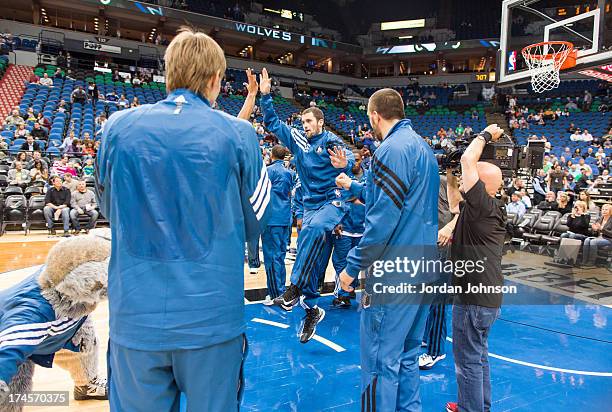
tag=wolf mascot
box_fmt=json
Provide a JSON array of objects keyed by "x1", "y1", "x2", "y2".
[{"x1": 0, "y1": 229, "x2": 111, "y2": 411}]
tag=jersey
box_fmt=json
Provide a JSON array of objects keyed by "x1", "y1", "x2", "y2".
[
  {"x1": 266, "y1": 159, "x2": 293, "y2": 227},
  {"x1": 345, "y1": 119, "x2": 439, "y2": 281},
  {"x1": 340, "y1": 169, "x2": 367, "y2": 236},
  {"x1": 0, "y1": 270, "x2": 85, "y2": 383},
  {"x1": 261, "y1": 94, "x2": 355, "y2": 210},
  {"x1": 96, "y1": 88, "x2": 270, "y2": 351}
]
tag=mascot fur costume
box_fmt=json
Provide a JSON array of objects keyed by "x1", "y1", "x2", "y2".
[{"x1": 0, "y1": 229, "x2": 111, "y2": 411}]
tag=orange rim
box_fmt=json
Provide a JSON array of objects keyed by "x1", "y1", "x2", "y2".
[{"x1": 521, "y1": 41, "x2": 574, "y2": 61}]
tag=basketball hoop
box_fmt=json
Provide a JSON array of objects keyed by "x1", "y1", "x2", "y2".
[{"x1": 521, "y1": 41, "x2": 577, "y2": 93}]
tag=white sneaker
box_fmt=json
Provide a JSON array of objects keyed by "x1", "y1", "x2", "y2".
[
  {"x1": 419, "y1": 353, "x2": 446, "y2": 370},
  {"x1": 262, "y1": 295, "x2": 274, "y2": 306}
]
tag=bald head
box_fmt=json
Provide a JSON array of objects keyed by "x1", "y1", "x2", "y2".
[{"x1": 476, "y1": 162, "x2": 502, "y2": 197}]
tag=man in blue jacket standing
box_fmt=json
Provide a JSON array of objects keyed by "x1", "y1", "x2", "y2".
[
  {"x1": 262, "y1": 145, "x2": 294, "y2": 303},
  {"x1": 338, "y1": 88, "x2": 439, "y2": 412},
  {"x1": 259, "y1": 68, "x2": 355, "y2": 343},
  {"x1": 96, "y1": 28, "x2": 270, "y2": 411}
]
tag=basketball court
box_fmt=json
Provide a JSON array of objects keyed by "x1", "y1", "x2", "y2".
[{"x1": 0, "y1": 234, "x2": 609, "y2": 411}]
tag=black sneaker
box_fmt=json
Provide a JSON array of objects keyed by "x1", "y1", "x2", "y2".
[
  {"x1": 331, "y1": 296, "x2": 352, "y2": 308},
  {"x1": 299, "y1": 306, "x2": 325, "y2": 343},
  {"x1": 49, "y1": 228, "x2": 56, "y2": 236},
  {"x1": 63, "y1": 230, "x2": 71, "y2": 237},
  {"x1": 272, "y1": 284, "x2": 301, "y2": 311},
  {"x1": 74, "y1": 377, "x2": 108, "y2": 401}
]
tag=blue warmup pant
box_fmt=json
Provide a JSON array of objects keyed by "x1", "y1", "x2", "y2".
[
  {"x1": 360, "y1": 294, "x2": 430, "y2": 412},
  {"x1": 332, "y1": 234, "x2": 361, "y2": 298},
  {"x1": 422, "y1": 301, "x2": 449, "y2": 358},
  {"x1": 290, "y1": 202, "x2": 347, "y2": 308},
  {"x1": 108, "y1": 336, "x2": 247, "y2": 412},
  {"x1": 246, "y1": 237, "x2": 260, "y2": 268},
  {"x1": 261, "y1": 225, "x2": 290, "y2": 299}
]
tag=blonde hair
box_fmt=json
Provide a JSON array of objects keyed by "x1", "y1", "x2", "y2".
[
  {"x1": 574, "y1": 200, "x2": 587, "y2": 213},
  {"x1": 164, "y1": 27, "x2": 226, "y2": 98}
]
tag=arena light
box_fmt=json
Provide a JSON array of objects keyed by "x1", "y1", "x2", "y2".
[
  {"x1": 381, "y1": 19, "x2": 425, "y2": 31},
  {"x1": 398, "y1": 35, "x2": 413, "y2": 39}
]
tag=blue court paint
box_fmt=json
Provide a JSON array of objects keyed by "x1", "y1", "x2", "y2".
[{"x1": 241, "y1": 281, "x2": 612, "y2": 411}]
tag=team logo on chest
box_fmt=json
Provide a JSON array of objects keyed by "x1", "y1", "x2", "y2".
[
  {"x1": 335, "y1": 189, "x2": 341, "y2": 198},
  {"x1": 316, "y1": 146, "x2": 324, "y2": 155}
]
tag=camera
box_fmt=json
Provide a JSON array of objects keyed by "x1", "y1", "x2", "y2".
[{"x1": 436, "y1": 133, "x2": 544, "y2": 177}]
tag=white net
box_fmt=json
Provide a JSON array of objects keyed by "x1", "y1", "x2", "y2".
[{"x1": 522, "y1": 42, "x2": 573, "y2": 93}]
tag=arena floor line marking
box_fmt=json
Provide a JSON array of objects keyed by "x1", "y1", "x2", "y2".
[
  {"x1": 445, "y1": 337, "x2": 612, "y2": 377},
  {"x1": 251, "y1": 317, "x2": 290, "y2": 329},
  {"x1": 311, "y1": 335, "x2": 346, "y2": 352},
  {"x1": 249, "y1": 317, "x2": 346, "y2": 352}
]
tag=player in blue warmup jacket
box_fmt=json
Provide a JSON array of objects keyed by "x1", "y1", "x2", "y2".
[
  {"x1": 96, "y1": 29, "x2": 270, "y2": 412},
  {"x1": 261, "y1": 145, "x2": 294, "y2": 303},
  {"x1": 259, "y1": 68, "x2": 355, "y2": 343},
  {"x1": 331, "y1": 151, "x2": 366, "y2": 308},
  {"x1": 338, "y1": 89, "x2": 439, "y2": 412}
]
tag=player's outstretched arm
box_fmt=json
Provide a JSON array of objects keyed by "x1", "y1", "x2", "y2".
[
  {"x1": 259, "y1": 68, "x2": 302, "y2": 154},
  {"x1": 237, "y1": 68, "x2": 258, "y2": 121}
]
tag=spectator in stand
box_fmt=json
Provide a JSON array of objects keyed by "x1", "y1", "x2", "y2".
[
  {"x1": 14, "y1": 123, "x2": 28, "y2": 138},
  {"x1": 582, "y1": 203, "x2": 612, "y2": 266},
  {"x1": 71, "y1": 86, "x2": 88, "y2": 105},
  {"x1": 30, "y1": 122, "x2": 48, "y2": 140},
  {"x1": 556, "y1": 191, "x2": 572, "y2": 214},
  {"x1": 37, "y1": 112, "x2": 51, "y2": 130},
  {"x1": 118, "y1": 94, "x2": 130, "y2": 108},
  {"x1": 65, "y1": 139, "x2": 81, "y2": 157},
  {"x1": 519, "y1": 188, "x2": 532, "y2": 209},
  {"x1": 44, "y1": 175, "x2": 71, "y2": 236},
  {"x1": 538, "y1": 191, "x2": 558, "y2": 211},
  {"x1": 87, "y1": 82, "x2": 99, "y2": 103},
  {"x1": 56, "y1": 100, "x2": 68, "y2": 114},
  {"x1": 8, "y1": 161, "x2": 30, "y2": 188},
  {"x1": 23, "y1": 107, "x2": 37, "y2": 122},
  {"x1": 506, "y1": 177, "x2": 524, "y2": 197},
  {"x1": 507, "y1": 192, "x2": 526, "y2": 218},
  {"x1": 131, "y1": 97, "x2": 140, "y2": 107},
  {"x1": 20, "y1": 135, "x2": 42, "y2": 153},
  {"x1": 579, "y1": 191, "x2": 600, "y2": 214},
  {"x1": 548, "y1": 164, "x2": 566, "y2": 193},
  {"x1": 5, "y1": 109, "x2": 25, "y2": 126},
  {"x1": 455, "y1": 123, "x2": 465, "y2": 137},
  {"x1": 569, "y1": 131, "x2": 583, "y2": 142},
  {"x1": 60, "y1": 131, "x2": 76, "y2": 154},
  {"x1": 82, "y1": 141, "x2": 96, "y2": 158},
  {"x1": 583, "y1": 90, "x2": 593, "y2": 111},
  {"x1": 561, "y1": 201, "x2": 590, "y2": 241},
  {"x1": 62, "y1": 172, "x2": 79, "y2": 193},
  {"x1": 69, "y1": 180, "x2": 99, "y2": 234},
  {"x1": 39, "y1": 73, "x2": 53, "y2": 87},
  {"x1": 26, "y1": 151, "x2": 48, "y2": 170},
  {"x1": 53, "y1": 67, "x2": 63, "y2": 79},
  {"x1": 52, "y1": 155, "x2": 76, "y2": 177},
  {"x1": 565, "y1": 98, "x2": 578, "y2": 111},
  {"x1": 576, "y1": 167, "x2": 594, "y2": 192},
  {"x1": 582, "y1": 129, "x2": 593, "y2": 142},
  {"x1": 83, "y1": 158, "x2": 95, "y2": 177},
  {"x1": 532, "y1": 169, "x2": 548, "y2": 204},
  {"x1": 28, "y1": 72, "x2": 39, "y2": 84},
  {"x1": 29, "y1": 159, "x2": 49, "y2": 184},
  {"x1": 11, "y1": 152, "x2": 27, "y2": 168}
]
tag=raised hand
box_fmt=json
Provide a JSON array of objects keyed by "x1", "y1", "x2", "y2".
[
  {"x1": 259, "y1": 68, "x2": 271, "y2": 95},
  {"x1": 328, "y1": 146, "x2": 348, "y2": 169},
  {"x1": 244, "y1": 68, "x2": 258, "y2": 96}
]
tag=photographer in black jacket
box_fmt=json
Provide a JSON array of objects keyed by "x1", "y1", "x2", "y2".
[{"x1": 445, "y1": 124, "x2": 507, "y2": 412}]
